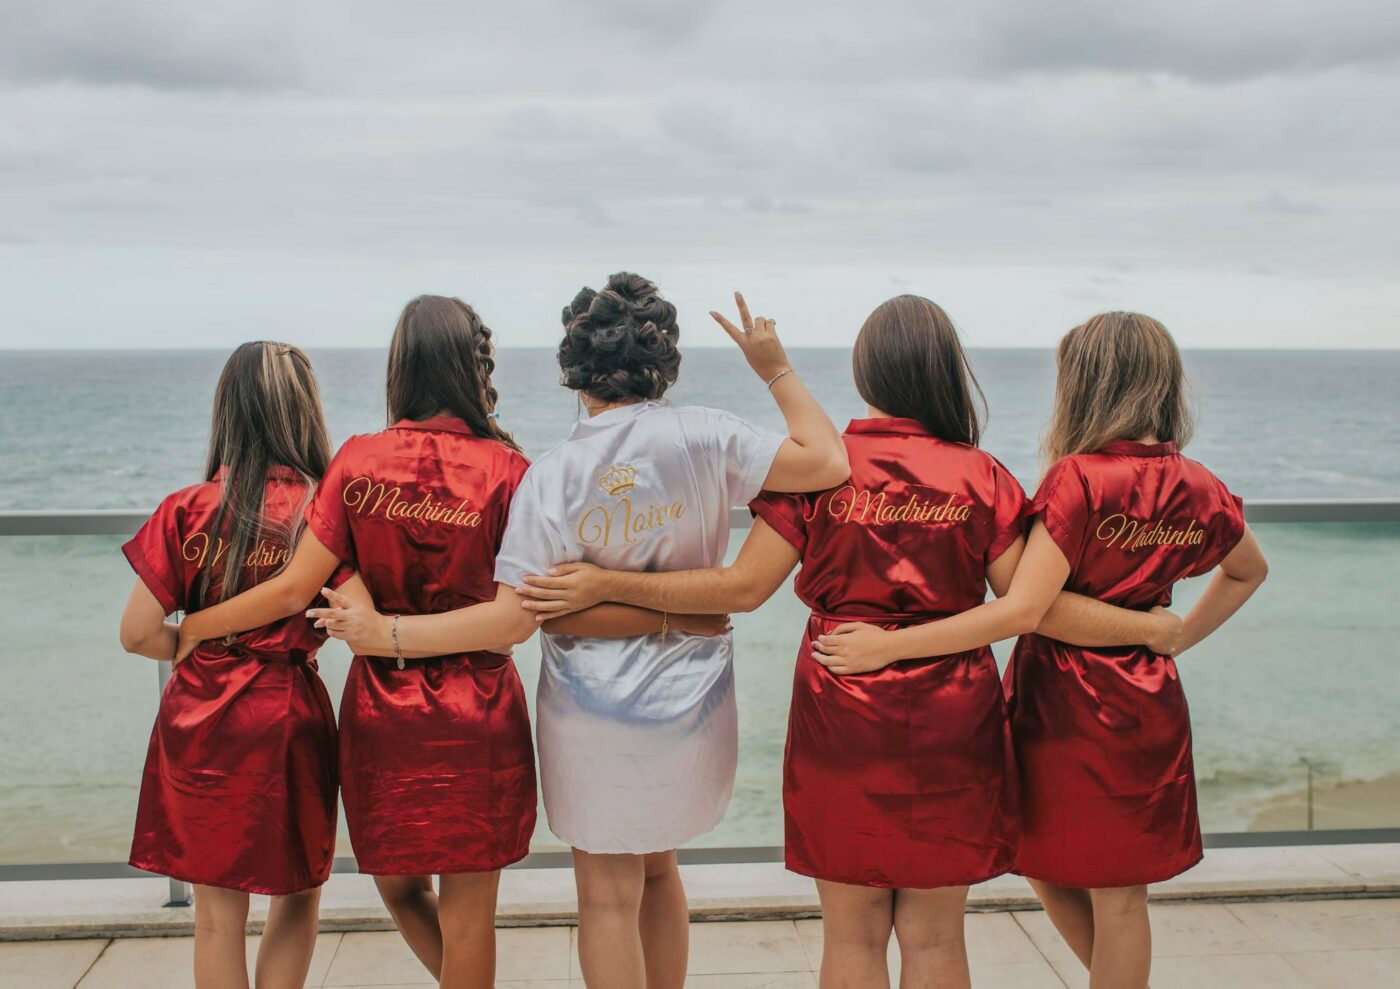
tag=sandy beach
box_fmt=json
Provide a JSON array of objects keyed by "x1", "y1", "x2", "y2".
[{"x1": 1247, "y1": 772, "x2": 1400, "y2": 832}]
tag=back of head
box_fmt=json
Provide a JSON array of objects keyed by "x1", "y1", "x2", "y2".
[
  {"x1": 1044, "y1": 311, "x2": 1194, "y2": 464},
  {"x1": 385, "y1": 295, "x2": 520, "y2": 452},
  {"x1": 558, "y1": 271, "x2": 681, "y2": 402},
  {"x1": 852, "y1": 294, "x2": 985, "y2": 446},
  {"x1": 201, "y1": 341, "x2": 331, "y2": 605}
]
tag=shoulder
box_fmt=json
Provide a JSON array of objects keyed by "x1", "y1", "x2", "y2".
[
  {"x1": 668, "y1": 404, "x2": 745, "y2": 425},
  {"x1": 328, "y1": 431, "x2": 378, "y2": 465},
  {"x1": 1175, "y1": 453, "x2": 1242, "y2": 503},
  {"x1": 145, "y1": 480, "x2": 216, "y2": 528},
  {"x1": 1035, "y1": 455, "x2": 1093, "y2": 499}
]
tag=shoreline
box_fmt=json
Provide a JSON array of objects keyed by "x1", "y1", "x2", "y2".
[{"x1": 1245, "y1": 770, "x2": 1400, "y2": 832}]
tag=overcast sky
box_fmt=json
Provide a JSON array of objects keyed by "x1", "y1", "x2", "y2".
[{"x1": 1, "y1": 0, "x2": 1397, "y2": 349}]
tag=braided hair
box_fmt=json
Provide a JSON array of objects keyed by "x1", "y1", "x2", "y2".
[
  {"x1": 386, "y1": 295, "x2": 521, "y2": 452},
  {"x1": 558, "y1": 271, "x2": 681, "y2": 401}
]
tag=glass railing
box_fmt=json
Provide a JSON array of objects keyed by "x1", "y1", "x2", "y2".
[{"x1": 1, "y1": 502, "x2": 1397, "y2": 883}]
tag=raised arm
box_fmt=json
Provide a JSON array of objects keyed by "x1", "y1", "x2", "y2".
[
  {"x1": 175, "y1": 527, "x2": 342, "y2": 660},
  {"x1": 515, "y1": 518, "x2": 801, "y2": 618},
  {"x1": 712, "y1": 293, "x2": 848, "y2": 493},
  {"x1": 118, "y1": 579, "x2": 179, "y2": 661},
  {"x1": 1174, "y1": 526, "x2": 1268, "y2": 654}
]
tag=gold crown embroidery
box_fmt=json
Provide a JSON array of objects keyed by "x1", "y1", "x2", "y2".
[{"x1": 598, "y1": 464, "x2": 637, "y2": 496}]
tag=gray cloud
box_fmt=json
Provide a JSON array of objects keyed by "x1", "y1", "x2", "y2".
[
  {"x1": 0, "y1": 2, "x2": 304, "y2": 90},
  {"x1": 0, "y1": 0, "x2": 1395, "y2": 348}
]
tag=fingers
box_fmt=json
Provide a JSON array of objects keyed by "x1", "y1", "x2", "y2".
[
  {"x1": 710, "y1": 311, "x2": 745, "y2": 344},
  {"x1": 519, "y1": 575, "x2": 571, "y2": 592},
  {"x1": 321, "y1": 586, "x2": 350, "y2": 608},
  {"x1": 520, "y1": 598, "x2": 571, "y2": 614},
  {"x1": 734, "y1": 291, "x2": 753, "y2": 330},
  {"x1": 830, "y1": 622, "x2": 864, "y2": 635}
]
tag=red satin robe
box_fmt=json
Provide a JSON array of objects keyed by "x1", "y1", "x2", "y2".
[
  {"x1": 305, "y1": 417, "x2": 537, "y2": 875},
  {"x1": 123, "y1": 466, "x2": 339, "y2": 895},
  {"x1": 1006, "y1": 440, "x2": 1246, "y2": 888},
  {"x1": 752, "y1": 418, "x2": 1026, "y2": 888}
]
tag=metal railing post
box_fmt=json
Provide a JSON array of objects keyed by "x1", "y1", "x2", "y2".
[{"x1": 156, "y1": 659, "x2": 193, "y2": 908}]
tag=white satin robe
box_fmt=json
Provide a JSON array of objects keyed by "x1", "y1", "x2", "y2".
[{"x1": 495, "y1": 401, "x2": 784, "y2": 853}]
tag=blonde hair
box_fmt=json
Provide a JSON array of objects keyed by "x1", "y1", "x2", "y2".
[
  {"x1": 197, "y1": 341, "x2": 331, "y2": 607},
  {"x1": 1043, "y1": 312, "x2": 1193, "y2": 465}
]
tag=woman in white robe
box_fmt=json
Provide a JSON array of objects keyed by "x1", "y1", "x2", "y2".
[{"x1": 310, "y1": 272, "x2": 848, "y2": 989}]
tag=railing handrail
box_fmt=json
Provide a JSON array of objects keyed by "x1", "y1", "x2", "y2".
[{"x1": 2, "y1": 499, "x2": 1399, "y2": 536}]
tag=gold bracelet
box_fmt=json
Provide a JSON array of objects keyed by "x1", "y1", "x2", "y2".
[
  {"x1": 391, "y1": 614, "x2": 404, "y2": 670},
  {"x1": 766, "y1": 368, "x2": 793, "y2": 389}
]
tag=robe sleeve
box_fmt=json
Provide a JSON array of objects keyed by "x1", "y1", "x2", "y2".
[
  {"x1": 749, "y1": 490, "x2": 809, "y2": 553},
  {"x1": 702, "y1": 409, "x2": 786, "y2": 508},
  {"x1": 122, "y1": 492, "x2": 186, "y2": 615},
  {"x1": 1029, "y1": 457, "x2": 1093, "y2": 571},
  {"x1": 304, "y1": 441, "x2": 356, "y2": 564},
  {"x1": 986, "y1": 459, "x2": 1029, "y2": 564},
  {"x1": 493, "y1": 466, "x2": 574, "y2": 588},
  {"x1": 1186, "y1": 475, "x2": 1247, "y2": 577}
]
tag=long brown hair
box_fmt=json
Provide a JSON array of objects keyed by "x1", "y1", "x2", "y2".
[
  {"x1": 386, "y1": 295, "x2": 520, "y2": 452},
  {"x1": 197, "y1": 342, "x2": 331, "y2": 609},
  {"x1": 852, "y1": 294, "x2": 985, "y2": 446},
  {"x1": 1043, "y1": 311, "x2": 1194, "y2": 464}
]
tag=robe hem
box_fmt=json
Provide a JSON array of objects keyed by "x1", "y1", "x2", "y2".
[{"x1": 128, "y1": 857, "x2": 329, "y2": 897}]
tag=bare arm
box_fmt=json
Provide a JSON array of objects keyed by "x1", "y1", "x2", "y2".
[
  {"x1": 118, "y1": 579, "x2": 178, "y2": 661},
  {"x1": 813, "y1": 523, "x2": 1071, "y2": 672},
  {"x1": 516, "y1": 518, "x2": 801, "y2": 617},
  {"x1": 711, "y1": 293, "x2": 848, "y2": 493},
  {"x1": 176, "y1": 528, "x2": 341, "y2": 659},
  {"x1": 1174, "y1": 526, "x2": 1268, "y2": 654},
  {"x1": 1037, "y1": 593, "x2": 1179, "y2": 652},
  {"x1": 309, "y1": 583, "x2": 731, "y2": 657},
  {"x1": 542, "y1": 604, "x2": 729, "y2": 639}
]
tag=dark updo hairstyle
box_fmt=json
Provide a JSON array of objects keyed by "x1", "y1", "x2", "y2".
[
  {"x1": 386, "y1": 295, "x2": 520, "y2": 452},
  {"x1": 558, "y1": 271, "x2": 681, "y2": 402},
  {"x1": 852, "y1": 294, "x2": 986, "y2": 447}
]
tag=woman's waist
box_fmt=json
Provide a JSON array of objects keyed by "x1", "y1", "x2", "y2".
[
  {"x1": 352, "y1": 648, "x2": 514, "y2": 671},
  {"x1": 541, "y1": 632, "x2": 733, "y2": 681},
  {"x1": 806, "y1": 607, "x2": 960, "y2": 630}
]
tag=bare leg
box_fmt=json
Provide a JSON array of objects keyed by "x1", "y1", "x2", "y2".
[
  {"x1": 374, "y1": 874, "x2": 442, "y2": 978},
  {"x1": 193, "y1": 885, "x2": 251, "y2": 989},
  {"x1": 1088, "y1": 885, "x2": 1151, "y2": 989},
  {"x1": 253, "y1": 888, "x2": 321, "y2": 989},
  {"x1": 1028, "y1": 879, "x2": 1095, "y2": 969},
  {"x1": 639, "y1": 850, "x2": 688, "y2": 989},
  {"x1": 437, "y1": 871, "x2": 501, "y2": 989},
  {"x1": 891, "y1": 885, "x2": 970, "y2": 989},
  {"x1": 574, "y1": 849, "x2": 647, "y2": 989},
  {"x1": 814, "y1": 879, "x2": 894, "y2": 989}
]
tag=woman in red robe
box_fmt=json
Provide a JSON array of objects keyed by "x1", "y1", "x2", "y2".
[
  {"x1": 812, "y1": 312, "x2": 1269, "y2": 989},
  {"x1": 176, "y1": 296, "x2": 698, "y2": 989},
  {"x1": 118, "y1": 341, "x2": 341, "y2": 988},
  {"x1": 510, "y1": 296, "x2": 1178, "y2": 989}
]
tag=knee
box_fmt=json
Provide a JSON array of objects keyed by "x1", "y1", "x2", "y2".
[
  {"x1": 376, "y1": 875, "x2": 433, "y2": 912},
  {"x1": 642, "y1": 851, "x2": 678, "y2": 886},
  {"x1": 194, "y1": 888, "x2": 249, "y2": 935},
  {"x1": 272, "y1": 887, "x2": 321, "y2": 917},
  {"x1": 579, "y1": 875, "x2": 644, "y2": 917},
  {"x1": 1092, "y1": 885, "x2": 1148, "y2": 918}
]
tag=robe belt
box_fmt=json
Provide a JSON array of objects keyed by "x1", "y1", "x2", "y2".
[
  {"x1": 193, "y1": 641, "x2": 314, "y2": 665},
  {"x1": 807, "y1": 609, "x2": 956, "y2": 629}
]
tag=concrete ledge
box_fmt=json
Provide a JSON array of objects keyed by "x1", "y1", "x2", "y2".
[{"x1": 2, "y1": 843, "x2": 1397, "y2": 942}]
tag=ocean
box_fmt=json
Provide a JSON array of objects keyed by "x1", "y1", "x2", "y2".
[{"x1": 1, "y1": 347, "x2": 1397, "y2": 863}]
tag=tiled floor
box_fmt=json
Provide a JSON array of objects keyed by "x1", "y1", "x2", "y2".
[{"x1": 5, "y1": 898, "x2": 1398, "y2": 988}]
